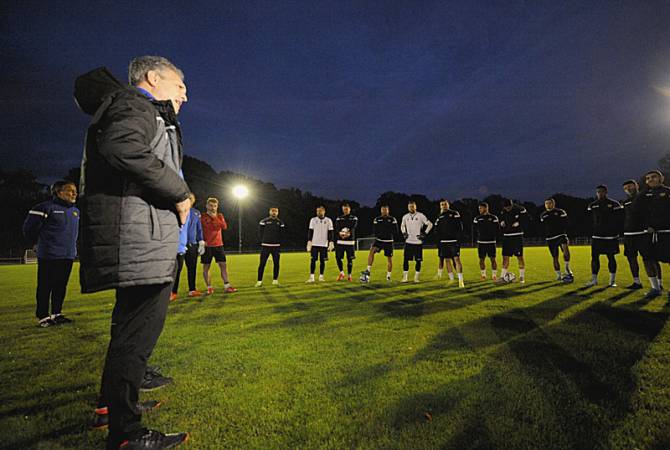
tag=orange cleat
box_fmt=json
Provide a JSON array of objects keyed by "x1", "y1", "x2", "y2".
[
  {"x1": 224, "y1": 286, "x2": 238, "y2": 293},
  {"x1": 206, "y1": 287, "x2": 215, "y2": 295},
  {"x1": 347, "y1": 275, "x2": 353, "y2": 282},
  {"x1": 169, "y1": 293, "x2": 178, "y2": 302},
  {"x1": 336, "y1": 273, "x2": 346, "y2": 281},
  {"x1": 187, "y1": 290, "x2": 202, "y2": 297}
]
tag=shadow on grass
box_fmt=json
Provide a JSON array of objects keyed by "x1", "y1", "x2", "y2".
[{"x1": 388, "y1": 288, "x2": 669, "y2": 448}]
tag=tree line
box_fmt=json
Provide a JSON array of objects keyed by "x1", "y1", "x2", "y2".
[{"x1": 2, "y1": 155, "x2": 669, "y2": 256}]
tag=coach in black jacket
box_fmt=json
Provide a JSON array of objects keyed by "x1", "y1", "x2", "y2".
[{"x1": 75, "y1": 56, "x2": 190, "y2": 449}]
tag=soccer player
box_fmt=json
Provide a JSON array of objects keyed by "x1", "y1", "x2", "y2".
[
  {"x1": 400, "y1": 201, "x2": 433, "y2": 282},
  {"x1": 256, "y1": 207, "x2": 285, "y2": 286},
  {"x1": 586, "y1": 185, "x2": 623, "y2": 287},
  {"x1": 539, "y1": 198, "x2": 573, "y2": 282},
  {"x1": 473, "y1": 202, "x2": 499, "y2": 281},
  {"x1": 622, "y1": 180, "x2": 654, "y2": 290},
  {"x1": 335, "y1": 203, "x2": 358, "y2": 281},
  {"x1": 201, "y1": 197, "x2": 237, "y2": 293},
  {"x1": 433, "y1": 199, "x2": 465, "y2": 287},
  {"x1": 641, "y1": 170, "x2": 670, "y2": 298},
  {"x1": 360, "y1": 205, "x2": 399, "y2": 282},
  {"x1": 171, "y1": 193, "x2": 205, "y2": 301},
  {"x1": 306, "y1": 205, "x2": 334, "y2": 282},
  {"x1": 499, "y1": 199, "x2": 528, "y2": 283}
]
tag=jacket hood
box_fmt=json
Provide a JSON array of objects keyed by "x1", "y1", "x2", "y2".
[{"x1": 74, "y1": 67, "x2": 125, "y2": 115}]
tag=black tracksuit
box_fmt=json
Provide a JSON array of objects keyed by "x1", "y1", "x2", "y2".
[{"x1": 258, "y1": 216, "x2": 285, "y2": 281}]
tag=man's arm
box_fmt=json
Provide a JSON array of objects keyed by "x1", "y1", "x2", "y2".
[
  {"x1": 23, "y1": 203, "x2": 49, "y2": 245},
  {"x1": 97, "y1": 97, "x2": 190, "y2": 204}
]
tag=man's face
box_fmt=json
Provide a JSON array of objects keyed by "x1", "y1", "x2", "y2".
[
  {"x1": 206, "y1": 201, "x2": 218, "y2": 214},
  {"x1": 57, "y1": 184, "x2": 77, "y2": 203},
  {"x1": 478, "y1": 205, "x2": 488, "y2": 215},
  {"x1": 503, "y1": 204, "x2": 512, "y2": 212},
  {"x1": 270, "y1": 208, "x2": 279, "y2": 218},
  {"x1": 151, "y1": 69, "x2": 187, "y2": 114},
  {"x1": 316, "y1": 207, "x2": 325, "y2": 218},
  {"x1": 623, "y1": 183, "x2": 638, "y2": 197},
  {"x1": 342, "y1": 205, "x2": 351, "y2": 215},
  {"x1": 440, "y1": 201, "x2": 449, "y2": 212},
  {"x1": 408, "y1": 203, "x2": 417, "y2": 213},
  {"x1": 544, "y1": 200, "x2": 555, "y2": 211},
  {"x1": 596, "y1": 188, "x2": 607, "y2": 200},
  {"x1": 646, "y1": 173, "x2": 662, "y2": 188},
  {"x1": 381, "y1": 206, "x2": 389, "y2": 216}
]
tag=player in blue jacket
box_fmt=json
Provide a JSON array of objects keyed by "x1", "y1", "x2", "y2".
[
  {"x1": 171, "y1": 194, "x2": 205, "y2": 300},
  {"x1": 22, "y1": 181, "x2": 79, "y2": 327}
]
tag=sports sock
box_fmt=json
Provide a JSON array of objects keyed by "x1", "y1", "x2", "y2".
[{"x1": 609, "y1": 273, "x2": 616, "y2": 284}]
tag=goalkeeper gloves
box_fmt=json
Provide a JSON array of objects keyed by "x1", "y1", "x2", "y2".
[
  {"x1": 418, "y1": 233, "x2": 427, "y2": 242},
  {"x1": 198, "y1": 241, "x2": 206, "y2": 255}
]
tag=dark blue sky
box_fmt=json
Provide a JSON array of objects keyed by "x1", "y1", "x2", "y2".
[{"x1": 3, "y1": 0, "x2": 670, "y2": 205}]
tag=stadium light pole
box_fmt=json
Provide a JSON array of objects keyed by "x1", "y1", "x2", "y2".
[{"x1": 232, "y1": 185, "x2": 249, "y2": 253}]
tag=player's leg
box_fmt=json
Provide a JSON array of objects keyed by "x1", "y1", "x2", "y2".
[
  {"x1": 478, "y1": 246, "x2": 486, "y2": 279},
  {"x1": 561, "y1": 242, "x2": 572, "y2": 276},
  {"x1": 490, "y1": 254, "x2": 498, "y2": 280},
  {"x1": 257, "y1": 248, "x2": 270, "y2": 285},
  {"x1": 218, "y1": 261, "x2": 233, "y2": 289},
  {"x1": 308, "y1": 248, "x2": 317, "y2": 282},
  {"x1": 386, "y1": 255, "x2": 393, "y2": 280},
  {"x1": 272, "y1": 249, "x2": 281, "y2": 283},
  {"x1": 626, "y1": 254, "x2": 641, "y2": 288},
  {"x1": 414, "y1": 246, "x2": 423, "y2": 282},
  {"x1": 500, "y1": 255, "x2": 510, "y2": 280},
  {"x1": 445, "y1": 258, "x2": 455, "y2": 282},
  {"x1": 606, "y1": 253, "x2": 617, "y2": 286},
  {"x1": 517, "y1": 255, "x2": 525, "y2": 284},
  {"x1": 402, "y1": 248, "x2": 411, "y2": 282},
  {"x1": 171, "y1": 254, "x2": 184, "y2": 300},
  {"x1": 453, "y1": 255, "x2": 464, "y2": 287},
  {"x1": 346, "y1": 247, "x2": 354, "y2": 279},
  {"x1": 335, "y1": 245, "x2": 345, "y2": 278},
  {"x1": 319, "y1": 249, "x2": 326, "y2": 280},
  {"x1": 184, "y1": 245, "x2": 199, "y2": 294}
]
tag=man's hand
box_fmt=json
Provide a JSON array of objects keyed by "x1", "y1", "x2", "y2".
[
  {"x1": 175, "y1": 197, "x2": 191, "y2": 226},
  {"x1": 328, "y1": 242, "x2": 335, "y2": 252},
  {"x1": 198, "y1": 240, "x2": 206, "y2": 256},
  {"x1": 307, "y1": 241, "x2": 313, "y2": 252},
  {"x1": 418, "y1": 233, "x2": 427, "y2": 242}
]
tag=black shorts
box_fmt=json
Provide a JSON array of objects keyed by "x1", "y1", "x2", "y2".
[
  {"x1": 372, "y1": 240, "x2": 394, "y2": 257},
  {"x1": 591, "y1": 237, "x2": 620, "y2": 256},
  {"x1": 623, "y1": 233, "x2": 653, "y2": 259},
  {"x1": 502, "y1": 235, "x2": 524, "y2": 257},
  {"x1": 652, "y1": 232, "x2": 670, "y2": 263},
  {"x1": 404, "y1": 243, "x2": 423, "y2": 261},
  {"x1": 202, "y1": 245, "x2": 226, "y2": 264},
  {"x1": 547, "y1": 235, "x2": 568, "y2": 258},
  {"x1": 310, "y1": 246, "x2": 328, "y2": 261},
  {"x1": 335, "y1": 244, "x2": 356, "y2": 260},
  {"x1": 477, "y1": 243, "x2": 496, "y2": 259},
  {"x1": 438, "y1": 242, "x2": 460, "y2": 259}
]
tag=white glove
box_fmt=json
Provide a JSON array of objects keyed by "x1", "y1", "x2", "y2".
[
  {"x1": 328, "y1": 242, "x2": 335, "y2": 252},
  {"x1": 198, "y1": 241, "x2": 206, "y2": 255},
  {"x1": 306, "y1": 241, "x2": 313, "y2": 252}
]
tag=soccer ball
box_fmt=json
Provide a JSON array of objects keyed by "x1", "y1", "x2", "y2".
[
  {"x1": 339, "y1": 227, "x2": 351, "y2": 239},
  {"x1": 502, "y1": 272, "x2": 516, "y2": 283}
]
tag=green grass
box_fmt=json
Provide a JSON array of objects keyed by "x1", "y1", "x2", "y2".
[{"x1": 2, "y1": 246, "x2": 670, "y2": 449}]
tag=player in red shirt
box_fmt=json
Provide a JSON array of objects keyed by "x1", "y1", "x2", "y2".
[{"x1": 200, "y1": 197, "x2": 237, "y2": 294}]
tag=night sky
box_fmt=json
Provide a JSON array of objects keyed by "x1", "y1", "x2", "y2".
[{"x1": 3, "y1": 0, "x2": 670, "y2": 205}]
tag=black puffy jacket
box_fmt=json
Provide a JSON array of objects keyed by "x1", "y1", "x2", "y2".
[{"x1": 75, "y1": 68, "x2": 190, "y2": 293}]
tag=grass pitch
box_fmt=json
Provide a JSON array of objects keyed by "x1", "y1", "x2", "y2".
[{"x1": 2, "y1": 246, "x2": 670, "y2": 449}]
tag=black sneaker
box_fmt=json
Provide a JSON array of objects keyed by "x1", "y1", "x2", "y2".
[
  {"x1": 644, "y1": 289, "x2": 661, "y2": 300},
  {"x1": 52, "y1": 314, "x2": 73, "y2": 324},
  {"x1": 118, "y1": 429, "x2": 188, "y2": 449},
  {"x1": 140, "y1": 367, "x2": 173, "y2": 392},
  {"x1": 626, "y1": 283, "x2": 643, "y2": 290},
  {"x1": 93, "y1": 401, "x2": 162, "y2": 430},
  {"x1": 38, "y1": 317, "x2": 56, "y2": 328}
]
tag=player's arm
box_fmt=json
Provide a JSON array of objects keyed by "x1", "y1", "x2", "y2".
[
  {"x1": 23, "y1": 203, "x2": 49, "y2": 245},
  {"x1": 307, "y1": 220, "x2": 314, "y2": 251},
  {"x1": 259, "y1": 219, "x2": 266, "y2": 243},
  {"x1": 220, "y1": 214, "x2": 228, "y2": 231},
  {"x1": 423, "y1": 216, "x2": 434, "y2": 235},
  {"x1": 400, "y1": 216, "x2": 408, "y2": 239},
  {"x1": 97, "y1": 97, "x2": 190, "y2": 204},
  {"x1": 328, "y1": 219, "x2": 335, "y2": 250}
]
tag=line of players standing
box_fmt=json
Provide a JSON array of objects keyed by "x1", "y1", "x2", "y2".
[{"x1": 254, "y1": 170, "x2": 670, "y2": 302}]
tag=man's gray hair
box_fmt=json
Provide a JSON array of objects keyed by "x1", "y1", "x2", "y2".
[{"x1": 128, "y1": 56, "x2": 184, "y2": 85}]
